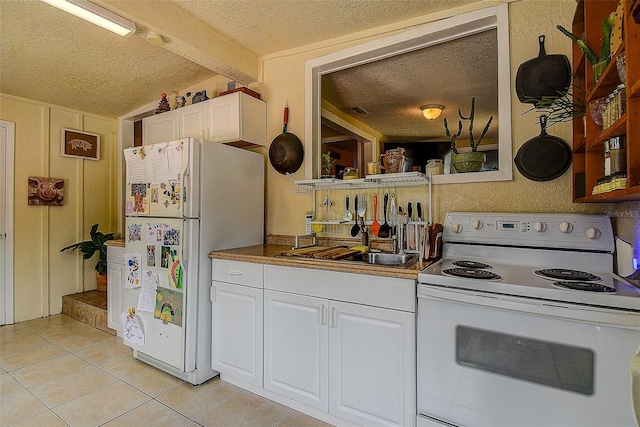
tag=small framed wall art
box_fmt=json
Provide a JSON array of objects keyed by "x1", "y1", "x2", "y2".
[
  {"x1": 61, "y1": 128, "x2": 100, "y2": 160},
  {"x1": 28, "y1": 177, "x2": 64, "y2": 206}
]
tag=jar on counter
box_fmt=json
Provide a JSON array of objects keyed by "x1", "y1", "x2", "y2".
[
  {"x1": 610, "y1": 136, "x2": 627, "y2": 174},
  {"x1": 426, "y1": 159, "x2": 444, "y2": 175}
]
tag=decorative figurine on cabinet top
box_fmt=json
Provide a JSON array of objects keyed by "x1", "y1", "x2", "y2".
[
  {"x1": 155, "y1": 92, "x2": 171, "y2": 114},
  {"x1": 192, "y1": 90, "x2": 209, "y2": 104}
]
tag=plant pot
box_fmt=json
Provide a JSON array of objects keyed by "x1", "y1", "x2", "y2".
[
  {"x1": 96, "y1": 272, "x2": 107, "y2": 292},
  {"x1": 452, "y1": 152, "x2": 485, "y2": 173}
]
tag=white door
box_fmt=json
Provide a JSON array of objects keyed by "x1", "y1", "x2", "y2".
[
  {"x1": 211, "y1": 281, "x2": 263, "y2": 387},
  {"x1": 0, "y1": 120, "x2": 15, "y2": 325},
  {"x1": 264, "y1": 290, "x2": 329, "y2": 410},
  {"x1": 329, "y1": 300, "x2": 416, "y2": 427}
]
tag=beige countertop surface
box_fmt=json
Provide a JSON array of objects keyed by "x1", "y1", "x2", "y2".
[
  {"x1": 209, "y1": 244, "x2": 433, "y2": 280},
  {"x1": 106, "y1": 239, "x2": 125, "y2": 247}
]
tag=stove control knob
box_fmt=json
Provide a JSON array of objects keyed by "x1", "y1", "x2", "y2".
[
  {"x1": 585, "y1": 227, "x2": 601, "y2": 239},
  {"x1": 558, "y1": 221, "x2": 573, "y2": 233},
  {"x1": 533, "y1": 221, "x2": 546, "y2": 232},
  {"x1": 472, "y1": 219, "x2": 483, "y2": 230},
  {"x1": 452, "y1": 223, "x2": 463, "y2": 233}
]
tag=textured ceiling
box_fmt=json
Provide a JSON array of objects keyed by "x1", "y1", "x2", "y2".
[
  {"x1": 322, "y1": 29, "x2": 498, "y2": 142},
  {"x1": 0, "y1": 0, "x2": 487, "y2": 119}
]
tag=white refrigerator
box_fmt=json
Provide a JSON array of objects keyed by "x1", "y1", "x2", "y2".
[{"x1": 122, "y1": 138, "x2": 264, "y2": 385}]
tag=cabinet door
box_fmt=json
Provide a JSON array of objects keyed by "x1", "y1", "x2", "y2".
[
  {"x1": 329, "y1": 300, "x2": 416, "y2": 427},
  {"x1": 179, "y1": 102, "x2": 206, "y2": 140},
  {"x1": 206, "y1": 94, "x2": 240, "y2": 143},
  {"x1": 264, "y1": 290, "x2": 328, "y2": 410},
  {"x1": 211, "y1": 281, "x2": 263, "y2": 387},
  {"x1": 143, "y1": 111, "x2": 179, "y2": 145},
  {"x1": 107, "y1": 263, "x2": 124, "y2": 333}
]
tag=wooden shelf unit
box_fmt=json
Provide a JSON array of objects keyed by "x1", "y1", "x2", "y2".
[{"x1": 572, "y1": 0, "x2": 640, "y2": 202}]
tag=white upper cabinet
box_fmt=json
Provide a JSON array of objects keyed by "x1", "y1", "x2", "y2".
[
  {"x1": 143, "y1": 111, "x2": 180, "y2": 145},
  {"x1": 143, "y1": 92, "x2": 266, "y2": 147},
  {"x1": 205, "y1": 92, "x2": 266, "y2": 147}
]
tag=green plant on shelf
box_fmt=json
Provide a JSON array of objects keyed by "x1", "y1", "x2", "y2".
[
  {"x1": 556, "y1": 12, "x2": 615, "y2": 65},
  {"x1": 444, "y1": 97, "x2": 493, "y2": 154},
  {"x1": 523, "y1": 76, "x2": 586, "y2": 127}
]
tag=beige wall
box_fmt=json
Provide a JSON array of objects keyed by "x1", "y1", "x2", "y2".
[
  {"x1": 256, "y1": 0, "x2": 591, "y2": 231},
  {"x1": 1, "y1": 94, "x2": 118, "y2": 322}
]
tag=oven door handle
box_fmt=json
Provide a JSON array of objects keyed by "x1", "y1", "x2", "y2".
[{"x1": 419, "y1": 286, "x2": 640, "y2": 329}]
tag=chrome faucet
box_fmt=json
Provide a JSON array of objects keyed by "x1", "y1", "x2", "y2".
[{"x1": 293, "y1": 234, "x2": 317, "y2": 250}]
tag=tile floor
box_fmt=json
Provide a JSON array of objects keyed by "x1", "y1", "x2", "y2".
[{"x1": 0, "y1": 315, "x2": 334, "y2": 427}]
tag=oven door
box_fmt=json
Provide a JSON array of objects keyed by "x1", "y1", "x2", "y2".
[{"x1": 417, "y1": 285, "x2": 640, "y2": 427}]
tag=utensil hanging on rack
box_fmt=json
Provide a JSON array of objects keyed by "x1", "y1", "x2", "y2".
[
  {"x1": 370, "y1": 193, "x2": 380, "y2": 236},
  {"x1": 378, "y1": 193, "x2": 390, "y2": 238},
  {"x1": 342, "y1": 194, "x2": 352, "y2": 221},
  {"x1": 350, "y1": 194, "x2": 360, "y2": 237}
]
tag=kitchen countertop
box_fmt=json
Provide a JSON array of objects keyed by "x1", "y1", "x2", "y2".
[
  {"x1": 106, "y1": 239, "x2": 125, "y2": 247},
  {"x1": 209, "y1": 244, "x2": 433, "y2": 280}
]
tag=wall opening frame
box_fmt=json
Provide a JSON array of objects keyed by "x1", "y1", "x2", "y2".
[{"x1": 305, "y1": 4, "x2": 512, "y2": 184}]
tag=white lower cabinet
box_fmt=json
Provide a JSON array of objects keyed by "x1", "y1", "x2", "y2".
[
  {"x1": 212, "y1": 261, "x2": 416, "y2": 427},
  {"x1": 211, "y1": 259, "x2": 264, "y2": 387},
  {"x1": 107, "y1": 245, "x2": 126, "y2": 333},
  {"x1": 328, "y1": 300, "x2": 415, "y2": 427},
  {"x1": 264, "y1": 287, "x2": 415, "y2": 427},
  {"x1": 264, "y1": 290, "x2": 329, "y2": 410}
]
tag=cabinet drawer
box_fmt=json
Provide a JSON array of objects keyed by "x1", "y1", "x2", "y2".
[{"x1": 212, "y1": 259, "x2": 263, "y2": 288}]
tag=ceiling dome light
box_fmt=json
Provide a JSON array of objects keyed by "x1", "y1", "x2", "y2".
[{"x1": 421, "y1": 104, "x2": 444, "y2": 120}]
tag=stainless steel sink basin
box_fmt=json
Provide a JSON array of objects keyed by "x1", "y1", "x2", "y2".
[
  {"x1": 350, "y1": 252, "x2": 418, "y2": 267},
  {"x1": 277, "y1": 248, "x2": 418, "y2": 268}
]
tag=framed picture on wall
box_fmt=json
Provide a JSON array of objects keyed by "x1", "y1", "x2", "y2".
[{"x1": 61, "y1": 128, "x2": 100, "y2": 160}]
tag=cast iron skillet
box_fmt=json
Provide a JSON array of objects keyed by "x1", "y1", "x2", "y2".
[
  {"x1": 515, "y1": 115, "x2": 572, "y2": 181},
  {"x1": 516, "y1": 35, "x2": 571, "y2": 104},
  {"x1": 269, "y1": 103, "x2": 304, "y2": 175}
]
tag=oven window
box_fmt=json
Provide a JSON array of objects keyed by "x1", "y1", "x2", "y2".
[{"x1": 456, "y1": 326, "x2": 594, "y2": 395}]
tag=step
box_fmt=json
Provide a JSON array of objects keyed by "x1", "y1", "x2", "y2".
[{"x1": 62, "y1": 290, "x2": 116, "y2": 335}]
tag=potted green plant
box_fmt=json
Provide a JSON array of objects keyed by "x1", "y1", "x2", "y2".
[
  {"x1": 321, "y1": 151, "x2": 337, "y2": 178},
  {"x1": 557, "y1": 12, "x2": 615, "y2": 83},
  {"x1": 61, "y1": 224, "x2": 115, "y2": 292},
  {"x1": 444, "y1": 97, "x2": 493, "y2": 173}
]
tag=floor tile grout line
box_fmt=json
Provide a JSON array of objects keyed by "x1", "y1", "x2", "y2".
[
  {"x1": 191, "y1": 386, "x2": 246, "y2": 423},
  {"x1": 272, "y1": 408, "x2": 294, "y2": 427}
]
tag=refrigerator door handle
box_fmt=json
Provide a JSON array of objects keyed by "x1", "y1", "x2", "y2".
[{"x1": 211, "y1": 286, "x2": 216, "y2": 302}]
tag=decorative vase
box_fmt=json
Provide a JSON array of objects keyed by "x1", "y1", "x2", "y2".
[
  {"x1": 452, "y1": 152, "x2": 485, "y2": 173},
  {"x1": 592, "y1": 60, "x2": 608, "y2": 83},
  {"x1": 96, "y1": 272, "x2": 107, "y2": 292}
]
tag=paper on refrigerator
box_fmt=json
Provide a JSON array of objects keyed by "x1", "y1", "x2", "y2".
[{"x1": 137, "y1": 271, "x2": 159, "y2": 313}]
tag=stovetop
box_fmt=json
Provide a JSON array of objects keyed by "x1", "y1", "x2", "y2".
[{"x1": 418, "y1": 213, "x2": 640, "y2": 312}]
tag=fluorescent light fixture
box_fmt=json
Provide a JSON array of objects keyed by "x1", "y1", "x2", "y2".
[
  {"x1": 40, "y1": 0, "x2": 136, "y2": 36},
  {"x1": 421, "y1": 104, "x2": 444, "y2": 120}
]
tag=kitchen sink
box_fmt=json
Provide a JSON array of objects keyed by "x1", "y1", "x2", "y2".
[
  {"x1": 277, "y1": 250, "x2": 418, "y2": 268},
  {"x1": 350, "y1": 252, "x2": 419, "y2": 267}
]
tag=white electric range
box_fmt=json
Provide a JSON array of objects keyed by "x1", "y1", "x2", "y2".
[{"x1": 417, "y1": 212, "x2": 640, "y2": 427}]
